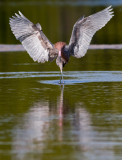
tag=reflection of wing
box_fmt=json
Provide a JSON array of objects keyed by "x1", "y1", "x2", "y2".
[
  {"x1": 9, "y1": 11, "x2": 58, "y2": 63},
  {"x1": 68, "y1": 6, "x2": 114, "y2": 58},
  {"x1": 12, "y1": 102, "x2": 50, "y2": 159}
]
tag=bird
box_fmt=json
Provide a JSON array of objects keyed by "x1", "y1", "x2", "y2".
[{"x1": 9, "y1": 6, "x2": 114, "y2": 84}]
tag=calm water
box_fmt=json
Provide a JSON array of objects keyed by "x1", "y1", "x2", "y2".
[{"x1": 0, "y1": 1, "x2": 122, "y2": 160}]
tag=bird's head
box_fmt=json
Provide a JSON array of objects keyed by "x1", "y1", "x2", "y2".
[{"x1": 54, "y1": 42, "x2": 66, "y2": 56}]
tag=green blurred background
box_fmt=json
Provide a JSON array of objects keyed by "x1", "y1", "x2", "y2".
[
  {"x1": 0, "y1": 0, "x2": 122, "y2": 44},
  {"x1": 0, "y1": 0, "x2": 122, "y2": 72}
]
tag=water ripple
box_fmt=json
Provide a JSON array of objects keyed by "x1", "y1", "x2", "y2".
[
  {"x1": 0, "y1": 71, "x2": 122, "y2": 85},
  {"x1": 40, "y1": 71, "x2": 122, "y2": 85}
]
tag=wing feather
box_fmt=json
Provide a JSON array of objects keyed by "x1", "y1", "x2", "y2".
[
  {"x1": 9, "y1": 11, "x2": 58, "y2": 63},
  {"x1": 68, "y1": 6, "x2": 114, "y2": 58}
]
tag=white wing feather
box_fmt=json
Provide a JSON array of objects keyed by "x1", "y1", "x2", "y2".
[
  {"x1": 22, "y1": 34, "x2": 49, "y2": 63},
  {"x1": 69, "y1": 6, "x2": 114, "y2": 58},
  {"x1": 9, "y1": 11, "x2": 57, "y2": 63}
]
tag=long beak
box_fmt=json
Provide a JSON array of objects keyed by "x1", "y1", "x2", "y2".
[{"x1": 59, "y1": 67, "x2": 64, "y2": 84}]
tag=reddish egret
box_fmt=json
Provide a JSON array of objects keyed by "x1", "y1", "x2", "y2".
[{"x1": 9, "y1": 6, "x2": 114, "y2": 83}]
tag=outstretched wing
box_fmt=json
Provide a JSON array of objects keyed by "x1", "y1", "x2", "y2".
[
  {"x1": 68, "y1": 6, "x2": 114, "y2": 58},
  {"x1": 9, "y1": 11, "x2": 58, "y2": 63}
]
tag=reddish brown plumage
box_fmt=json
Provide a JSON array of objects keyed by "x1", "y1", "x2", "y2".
[
  {"x1": 54, "y1": 42, "x2": 69, "y2": 63},
  {"x1": 54, "y1": 42, "x2": 66, "y2": 51}
]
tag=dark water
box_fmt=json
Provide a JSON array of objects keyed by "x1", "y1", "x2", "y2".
[
  {"x1": 0, "y1": 1, "x2": 122, "y2": 160},
  {"x1": 0, "y1": 69, "x2": 122, "y2": 160}
]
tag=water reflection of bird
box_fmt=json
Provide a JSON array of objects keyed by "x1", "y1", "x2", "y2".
[{"x1": 9, "y1": 6, "x2": 114, "y2": 83}]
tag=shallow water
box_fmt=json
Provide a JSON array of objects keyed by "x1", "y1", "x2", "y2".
[
  {"x1": 0, "y1": 1, "x2": 122, "y2": 160},
  {"x1": 0, "y1": 69, "x2": 122, "y2": 160}
]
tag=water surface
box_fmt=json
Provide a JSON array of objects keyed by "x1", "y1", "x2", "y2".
[{"x1": 0, "y1": 69, "x2": 122, "y2": 160}]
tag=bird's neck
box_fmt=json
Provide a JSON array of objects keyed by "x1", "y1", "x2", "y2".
[{"x1": 59, "y1": 50, "x2": 61, "y2": 56}]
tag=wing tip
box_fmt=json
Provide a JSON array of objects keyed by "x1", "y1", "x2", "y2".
[
  {"x1": 18, "y1": 11, "x2": 23, "y2": 17},
  {"x1": 106, "y1": 5, "x2": 114, "y2": 16},
  {"x1": 10, "y1": 10, "x2": 27, "y2": 20}
]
